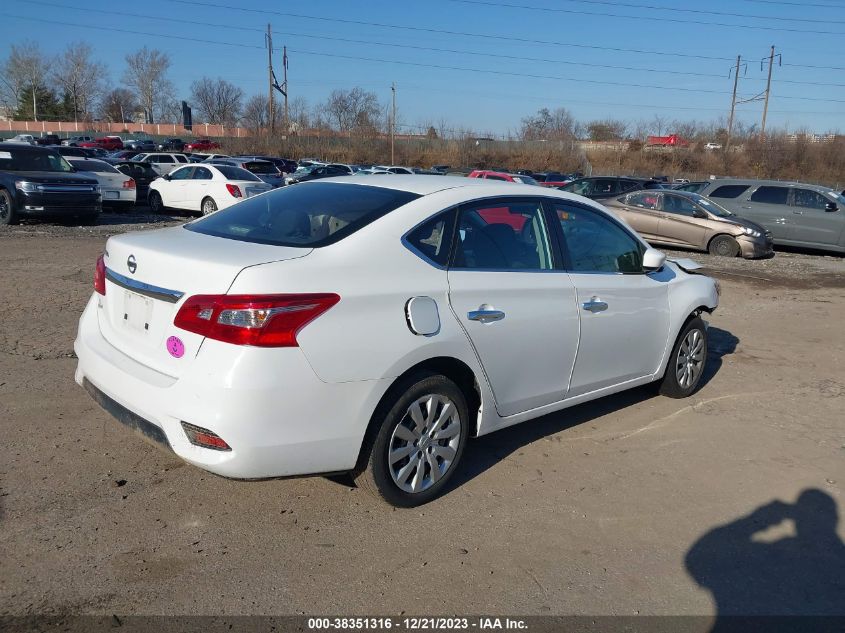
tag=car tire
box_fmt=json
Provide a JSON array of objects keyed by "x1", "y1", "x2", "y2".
[
  {"x1": 0, "y1": 189, "x2": 19, "y2": 225},
  {"x1": 201, "y1": 197, "x2": 218, "y2": 216},
  {"x1": 355, "y1": 372, "x2": 469, "y2": 507},
  {"x1": 708, "y1": 234, "x2": 740, "y2": 257},
  {"x1": 148, "y1": 191, "x2": 164, "y2": 214},
  {"x1": 657, "y1": 317, "x2": 708, "y2": 399}
]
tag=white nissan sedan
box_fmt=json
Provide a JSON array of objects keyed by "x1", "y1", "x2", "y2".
[
  {"x1": 74, "y1": 176, "x2": 719, "y2": 506},
  {"x1": 147, "y1": 163, "x2": 272, "y2": 215}
]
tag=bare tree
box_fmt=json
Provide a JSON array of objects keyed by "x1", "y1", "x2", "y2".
[
  {"x1": 52, "y1": 43, "x2": 105, "y2": 122},
  {"x1": 241, "y1": 94, "x2": 269, "y2": 131},
  {"x1": 520, "y1": 107, "x2": 580, "y2": 141},
  {"x1": 324, "y1": 87, "x2": 382, "y2": 133},
  {"x1": 122, "y1": 47, "x2": 173, "y2": 124},
  {"x1": 190, "y1": 77, "x2": 243, "y2": 125},
  {"x1": 288, "y1": 96, "x2": 309, "y2": 132},
  {"x1": 100, "y1": 87, "x2": 136, "y2": 123},
  {"x1": 2, "y1": 42, "x2": 49, "y2": 120},
  {"x1": 586, "y1": 119, "x2": 628, "y2": 141}
]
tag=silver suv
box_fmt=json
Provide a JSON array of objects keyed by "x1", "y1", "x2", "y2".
[{"x1": 697, "y1": 179, "x2": 844, "y2": 253}]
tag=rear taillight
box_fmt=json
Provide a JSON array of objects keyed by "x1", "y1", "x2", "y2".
[
  {"x1": 94, "y1": 254, "x2": 106, "y2": 296},
  {"x1": 173, "y1": 293, "x2": 340, "y2": 347},
  {"x1": 225, "y1": 183, "x2": 242, "y2": 198},
  {"x1": 123, "y1": 178, "x2": 136, "y2": 189}
]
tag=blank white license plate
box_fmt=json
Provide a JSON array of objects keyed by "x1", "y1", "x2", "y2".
[
  {"x1": 104, "y1": 191, "x2": 119, "y2": 199},
  {"x1": 122, "y1": 290, "x2": 153, "y2": 333}
]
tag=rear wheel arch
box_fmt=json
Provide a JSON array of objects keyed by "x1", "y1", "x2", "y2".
[{"x1": 352, "y1": 356, "x2": 482, "y2": 474}]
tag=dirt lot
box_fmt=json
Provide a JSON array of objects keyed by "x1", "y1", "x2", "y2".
[{"x1": 1, "y1": 214, "x2": 843, "y2": 621}]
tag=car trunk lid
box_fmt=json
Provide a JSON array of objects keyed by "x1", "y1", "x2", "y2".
[{"x1": 98, "y1": 225, "x2": 311, "y2": 377}]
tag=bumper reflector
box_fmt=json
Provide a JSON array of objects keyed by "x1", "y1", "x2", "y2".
[{"x1": 181, "y1": 421, "x2": 231, "y2": 451}]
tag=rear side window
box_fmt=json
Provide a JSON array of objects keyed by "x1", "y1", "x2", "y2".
[
  {"x1": 245, "y1": 161, "x2": 278, "y2": 175},
  {"x1": 185, "y1": 182, "x2": 420, "y2": 247},
  {"x1": 710, "y1": 184, "x2": 749, "y2": 199},
  {"x1": 485, "y1": 175, "x2": 508, "y2": 181},
  {"x1": 750, "y1": 186, "x2": 789, "y2": 205},
  {"x1": 405, "y1": 210, "x2": 456, "y2": 267},
  {"x1": 452, "y1": 200, "x2": 553, "y2": 270}
]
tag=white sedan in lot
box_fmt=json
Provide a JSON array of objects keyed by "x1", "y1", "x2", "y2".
[
  {"x1": 147, "y1": 163, "x2": 272, "y2": 215},
  {"x1": 67, "y1": 157, "x2": 136, "y2": 209},
  {"x1": 74, "y1": 176, "x2": 719, "y2": 506}
]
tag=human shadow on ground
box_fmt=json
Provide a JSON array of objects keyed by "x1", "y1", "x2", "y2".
[{"x1": 686, "y1": 489, "x2": 845, "y2": 632}]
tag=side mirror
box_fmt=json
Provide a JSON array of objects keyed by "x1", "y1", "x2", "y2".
[
  {"x1": 162, "y1": 173, "x2": 171, "y2": 181},
  {"x1": 825, "y1": 202, "x2": 838, "y2": 213},
  {"x1": 642, "y1": 247, "x2": 666, "y2": 272},
  {"x1": 693, "y1": 208, "x2": 708, "y2": 219}
]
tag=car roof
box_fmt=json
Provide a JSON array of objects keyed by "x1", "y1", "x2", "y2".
[
  {"x1": 312, "y1": 174, "x2": 575, "y2": 196},
  {"x1": 705, "y1": 178, "x2": 834, "y2": 191}
]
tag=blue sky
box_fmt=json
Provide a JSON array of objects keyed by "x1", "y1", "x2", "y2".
[{"x1": 2, "y1": 0, "x2": 844, "y2": 135}]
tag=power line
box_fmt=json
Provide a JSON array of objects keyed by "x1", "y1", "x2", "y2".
[
  {"x1": 170, "y1": 0, "x2": 845, "y2": 71},
  {"x1": 18, "y1": 0, "x2": 845, "y2": 89},
  {"x1": 445, "y1": 0, "x2": 845, "y2": 25},
  {"x1": 4, "y1": 11, "x2": 845, "y2": 107}
]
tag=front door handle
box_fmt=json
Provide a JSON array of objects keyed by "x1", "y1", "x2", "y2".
[
  {"x1": 582, "y1": 298, "x2": 609, "y2": 313},
  {"x1": 467, "y1": 309, "x2": 505, "y2": 323},
  {"x1": 792, "y1": 209, "x2": 804, "y2": 215}
]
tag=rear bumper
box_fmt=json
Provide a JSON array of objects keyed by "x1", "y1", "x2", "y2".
[{"x1": 73, "y1": 294, "x2": 389, "y2": 479}]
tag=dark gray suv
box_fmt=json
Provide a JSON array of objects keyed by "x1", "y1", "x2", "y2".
[{"x1": 698, "y1": 179, "x2": 844, "y2": 254}]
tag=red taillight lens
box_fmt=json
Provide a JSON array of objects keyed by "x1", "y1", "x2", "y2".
[
  {"x1": 94, "y1": 254, "x2": 106, "y2": 296},
  {"x1": 123, "y1": 178, "x2": 136, "y2": 189},
  {"x1": 225, "y1": 183, "x2": 242, "y2": 198},
  {"x1": 173, "y1": 293, "x2": 340, "y2": 347}
]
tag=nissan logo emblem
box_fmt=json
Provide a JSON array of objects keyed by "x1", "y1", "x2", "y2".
[{"x1": 127, "y1": 255, "x2": 137, "y2": 274}]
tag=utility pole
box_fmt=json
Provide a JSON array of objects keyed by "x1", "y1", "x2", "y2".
[
  {"x1": 726, "y1": 55, "x2": 741, "y2": 150},
  {"x1": 282, "y1": 46, "x2": 289, "y2": 133},
  {"x1": 266, "y1": 24, "x2": 275, "y2": 135},
  {"x1": 761, "y1": 45, "x2": 776, "y2": 139},
  {"x1": 390, "y1": 82, "x2": 396, "y2": 165}
]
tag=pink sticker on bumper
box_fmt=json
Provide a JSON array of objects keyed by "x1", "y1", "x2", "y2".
[{"x1": 166, "y1": 336, "x2": 185, "y2": 358}]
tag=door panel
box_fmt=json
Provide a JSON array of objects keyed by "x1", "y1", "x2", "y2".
[
  {"x1": 658, "y1": 194, "x2": 708, "y2": 249},
  {"x1": 789, "y1": 188, "x2": 844, "y2": 248},
  {"x1": 550, "y1": 202, "x2": 670, "y2": 396},
  {"x1": 740, "y1": 186, "x2": 792, "y2": 240},
  {"x1": 447, "y1": 199, "x2": 579, "y2": 416}
]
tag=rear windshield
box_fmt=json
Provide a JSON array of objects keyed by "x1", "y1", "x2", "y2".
[
  {"x1": 0, "y1": 148, "x2": 74, "y2": 172},
  {"x1": 185, "y1": 182, "x2": 421, "y2": 247},
  {"x1": 70, "y1": 159, "x2": 120, "y2": 173},
  {"x1": 244, "y1": 161, "x2": 279, "y2": 175},
  {"x1": 214, "y1": 165, "x2": 261, "y2": 181}
]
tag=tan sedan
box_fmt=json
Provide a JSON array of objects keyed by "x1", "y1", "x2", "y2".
[{"x1": 605, "y1": 189, "x2": 774, "y2": 258}]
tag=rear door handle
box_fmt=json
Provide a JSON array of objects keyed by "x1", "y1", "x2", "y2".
[
  {"x1": 582, "y1": 298, "x2": 609, "y2": 313},
  {"x1": 467, "y1": 309, "x2": 505, "y2": 323},
  {"x1": 792, "y1": 210, "x2": 804, "y2": 215}
]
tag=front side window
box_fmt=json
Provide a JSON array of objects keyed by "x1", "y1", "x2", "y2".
[
  {"x1": 710, "y1": 184, "x2": 749, "y2": 199},
  {"x1": 405, "y1": 210, "x2": 456, "y2": 267},
  {"x1": 485, "y1": 174, "x2": 508, "y2": 181},
  {"x1": 157, "y1": 155, "x2": 174, "y2": 164},
  {"x1": 592, "y1": 179, "x2": 619, "y2": 195},
  {"x1": 792, "y1": 188, "x2": 827, "y2": 210},
  {"x1": 750, "y1": 186, "x2": 789, "y2": 205},
  {"x1": 186, "y1": 182, "x2": 420, "y2": 247},
  {"x1": 554, "y1": 204, "x2": 643, "y2": 274},
  {"x1": 662, "y1": 194, "x2": 700, "y2": 216},
  {"x1": 452, "y1": 200, "x2": 553, "y2": 270}
]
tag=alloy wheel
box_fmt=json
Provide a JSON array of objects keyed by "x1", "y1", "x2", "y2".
[
  {"x1": 388, "y1": 394, "x2": 462, "y2": 494},
  {"x1": 676, "y1": 329, "x2": 705, "y2": 389}
]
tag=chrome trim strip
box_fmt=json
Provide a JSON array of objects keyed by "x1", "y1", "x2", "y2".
[
  {"x1": 35, "y1": 185, "x2": 98, "y2": 193},
  {"x1": 105, "y1": 268, "x2": 185, "y2": 303}
]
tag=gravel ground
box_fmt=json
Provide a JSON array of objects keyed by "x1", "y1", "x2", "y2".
[{"x1": 0, "y1": 214, "x2": 843, "y2": 622}]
